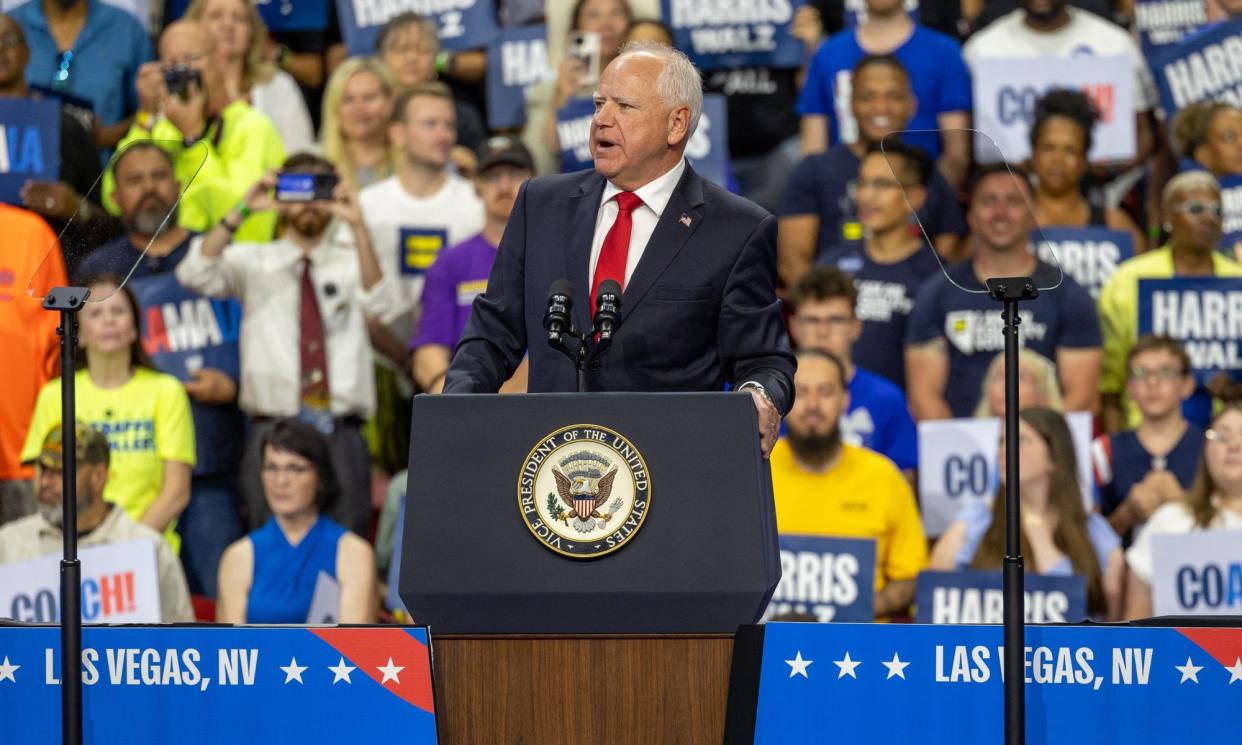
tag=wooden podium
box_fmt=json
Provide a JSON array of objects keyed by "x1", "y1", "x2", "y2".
[{"x1": 432, "y1": 634, "x2": 735, "y2": 744}]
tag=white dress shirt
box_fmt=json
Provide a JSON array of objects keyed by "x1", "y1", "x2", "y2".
[
  {"x1": 588, "y1": 158, "x2": 687, "y2": 286},
  {"x1": 175, "y1": 225, "x2": 392, "y2": 418}
]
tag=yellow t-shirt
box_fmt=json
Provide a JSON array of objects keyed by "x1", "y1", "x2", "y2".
[
  {"x1": 22, "y1": 368, "x2": 197, "y2": 552},
  {"x1": 770, "y1": 440, "x2": 928, "y2": 592}
]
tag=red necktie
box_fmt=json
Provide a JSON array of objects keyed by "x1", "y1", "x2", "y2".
[
  {"x1": 591, "y1": 191, "x2": 643, "y2": 310},
  {"x1": 299, "y1": 258, "x2": 330, "y2": 410}
]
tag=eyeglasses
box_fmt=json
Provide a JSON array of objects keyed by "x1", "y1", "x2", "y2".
[
  {"x1": 51, "y1": 50, "x2": 73, "y2": 92},
  {"x1": 0, "y1": 32, "x2": 23, "y2": 51},
  {"x1": 795, "y1": 314, "x2": 852, "y2": 328},
  {"x1": 261, "y1": 463, "x2": 315, "y2": 477},
  {"x1": 1129, "y1": 365, "x2": 1186, "y2": 382},
  {"x1": 855, "y1": 177, "x2": 905, "y2": 191},
  {"x1": 1172, "y1": 201, "x2": 1223, "y2": 217},
  {"x1": 1205, "y1": 429, "x2": 1242, "y2": 446}
]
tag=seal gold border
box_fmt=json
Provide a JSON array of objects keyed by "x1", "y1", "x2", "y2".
[{"x1": 516, "y1": 422, "x2": 652, "y2": 559}]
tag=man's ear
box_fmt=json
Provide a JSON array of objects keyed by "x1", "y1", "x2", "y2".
[{"x1": 667, "y1": 106, "x2": 691, "y2": 147}]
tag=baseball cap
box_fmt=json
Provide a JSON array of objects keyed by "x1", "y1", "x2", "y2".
[
  {"x1": 34, "y1": 422, "x2": 110, "y2": 470},
  {"x1": 476, "y1": 135, "x2": 534, "y2": 174}
]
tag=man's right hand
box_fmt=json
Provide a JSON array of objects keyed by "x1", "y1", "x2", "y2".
[
  {"x1": 135, "y1": 62, "x2": 165, "y2": 119},
  {"x1": 241, "y1": 172, "x2": 280, "y2": 214}
]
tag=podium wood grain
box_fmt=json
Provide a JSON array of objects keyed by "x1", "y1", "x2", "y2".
[{"x1": 432, "y1": 634, "x2": 734, "y2": 745}]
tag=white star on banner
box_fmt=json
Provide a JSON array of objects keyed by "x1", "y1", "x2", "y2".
[
  {"x1": 0, "y1": 657, "x2": 19, "y2": 683},
  {"x1": 1226, "y1": 658, "x2": 1242, "y2": 685},
  {"x1": 834, "y1": 652, "x2": 861, "y2": 679},
  {"x1": 786, "y1": 651, "x2": 813, "y2": 679},
  {"x1": 378, "y1": 657, "x2": 405, "y2": 685},
  {"x1": 280, "y1": 658, "x2": 307, "y2": 684},
  {"x1": 1175, "y1": 657, "x2": 1203, "y2": 684},
  {"x1": 881, "y1": 653, "x2": 909, "y2": 680},
  {"x1": 329, "y1": 658, "x2": 356, "y2": 684}
]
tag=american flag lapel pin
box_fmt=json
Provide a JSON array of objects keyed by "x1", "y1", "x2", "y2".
[{"x1": 679, "y1": 213, "x2": 692, "y2": 227}]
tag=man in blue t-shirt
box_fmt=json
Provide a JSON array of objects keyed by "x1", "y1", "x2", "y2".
[
  {"x1": 74, "y1": 142, "x2": 244, "y2": 598},
  {"x1": 905, "y1": 164, "x2": 1102, "y2": 420},
  {"x1": 778, "y1": 55, "x2": 964, "y2": 286},
  {"x1": 797, "y1": 0, "x2": 971, "y2": 189},
  {"x1": 788, "y1": 266, "x2": 918, "y2": 477}
]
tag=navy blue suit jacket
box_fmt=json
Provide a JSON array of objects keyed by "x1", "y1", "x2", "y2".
[{"x1": 443, "y1": 164, "x2": 795, "y2": 415}]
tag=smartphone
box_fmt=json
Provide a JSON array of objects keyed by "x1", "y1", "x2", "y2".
[
  {"x1": 275, "y1": 172, "x2": 339, "y2": 202},
  {"x1": 163, "y1": 64, "x2": 202, "y2": 100},
  {"x1": 567, "y1": 31, "x2": 601, "y2": 88}
]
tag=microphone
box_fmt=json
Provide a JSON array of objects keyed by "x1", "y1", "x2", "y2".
[
  {"x1": 543, "y1": 279, "x2": 573, "y2": 344},
  {"x1": 593, "y1": 279, "x2": 622, "y2": 342}
]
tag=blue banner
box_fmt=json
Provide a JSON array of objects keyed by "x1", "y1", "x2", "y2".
[
  {"x1": 0, "y1": 99, "x2": 59, "y2": 205},
  {"x1": 1035, "y1": 226, "x2": 1135, "y2": 301},
  {"x1": 485, "y1": 24, "x2": 552, "y2": 130},
  {"x1": 1137, "y1": 277, "x2": 1242, "y2": 384},
  {"x1": 131, "y1": 272, "x2": 241, "y2": 382},
  {"x1": 556, "y1": 97, "x2": 596, "y2": 174},
  {"x1": 0, "y1": 625, "x2": 438, "y2": 743},
  {"x1": 662, "y1": 0, "x2": 806, "y2": 70},
  {"x1": 766, "y1": 535, "x2": 876, "y2": 623},
  {"x1": 1152, "y1": 17, "x2": 1242, "y2": 118},
  {"x1": 1223, "y1": 174, "x2": 1242, "y2": 260},
  {"x1": 1133, "y1": 0, "x2": 1208, "y2": 58},
  {"x1": 744, "y1": 622, "x2": 1242, "y2": 743},
  {"x1": 337, "y1": 0, "x2": 499, "y2": 55},
  {"x1": 914, "y1": 570, "x2": 1088, "y2": 624},
  {"x1": 168, "y1": 0, "x2": 330, "y2": 31}
]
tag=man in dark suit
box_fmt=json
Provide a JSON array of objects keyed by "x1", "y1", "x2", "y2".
[{"x1": 444, "y1": 42, "x2": 794, "y2": 456}]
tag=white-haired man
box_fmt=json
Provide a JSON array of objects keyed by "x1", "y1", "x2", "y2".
[{"x1": 445, "y1": 42, "x2": 795, "y2": 457}]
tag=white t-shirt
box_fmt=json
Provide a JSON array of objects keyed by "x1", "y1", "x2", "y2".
[
  {"x1": 359, "y1": 173, "x2": 485, "y2": 342},
  {"x1": 251, "y1": 70, "x2": 316, "y2": 156},
  {"x1": 1126, "y1": 500, "x2": 1242, "y2": 582},
  {"x1": 963, "y1": 8, "x2": 1157, "y2": 111}
]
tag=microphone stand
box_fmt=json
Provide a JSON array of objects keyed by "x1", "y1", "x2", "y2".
[
  {"x1": 986, "y1": 276, "x2": 1038, "y2": 745},
  {"x1": 43, "y1": 285, "x2": 90, "y2": 745}
]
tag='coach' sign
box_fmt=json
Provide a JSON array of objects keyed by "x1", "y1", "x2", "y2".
[{"x1": 1151, "y1": 529, "x2": 1242, "y2": 616}]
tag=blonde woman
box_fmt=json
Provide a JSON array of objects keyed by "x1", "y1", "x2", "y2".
[
  {"x1": 186, "y1": 0, "x2": 314, "y2": 153},
  {"x1": 319, "y1": 57, "x2": 399, "y2": 190},
  {"x1": 973, "y1": 348, "x2": 1065, "y2": 419}
]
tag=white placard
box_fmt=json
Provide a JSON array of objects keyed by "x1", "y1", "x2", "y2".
[
  {"x1": 0, "y1": 539, "x2": 160, "y2": 623},
  {"x1": 306, "y1": 570, "x2": 340, "y2": 624},
  {"x1": 1151, "y1": 529, "x2": 1242, "y2": 616},
  {"x1": 917, "y1": 411, "x2": 1094, "y2": 537},
  {"x1": 972, "y1": 55, "x2": 1134, "y2": 163}
]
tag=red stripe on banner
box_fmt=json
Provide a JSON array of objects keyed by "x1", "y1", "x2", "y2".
[
  {"x1": 310, "y1": 628, "x2": 435, "y2": 713},
  {"x1": 1176, "y1": 627, "x2": 1242, "y2": 667}
]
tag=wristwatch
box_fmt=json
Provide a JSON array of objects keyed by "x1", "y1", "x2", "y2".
[{"x1": 738, "y1": 381, "x2": 773, "y2": 407}]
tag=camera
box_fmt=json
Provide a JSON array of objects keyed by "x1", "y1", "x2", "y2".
[
  {"x1": 275, "y1": 172, "x2": 339, "y2": 202},
  {"x1": 567, "y1": 31, "x2": 601, "y2": 88},
  {"x1": 163, "y1": 64, "x2": 202, "y2": 99}
]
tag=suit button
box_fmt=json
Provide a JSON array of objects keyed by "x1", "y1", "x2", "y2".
[{"x1": 588, "y1": 360, "x2": 602, "y2": 371}]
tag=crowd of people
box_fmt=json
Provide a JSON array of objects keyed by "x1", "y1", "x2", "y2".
[{"x1": 1, "y1": 0, "x2": 1242, "y2": 625}]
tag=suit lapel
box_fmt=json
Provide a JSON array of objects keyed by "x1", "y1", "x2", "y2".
[
  {"x1": 566, "y1": 173, "x2": 606, "y2": 334},
  {"x1": 621, "y1": 166, "x2": 706, "y2": 318}
]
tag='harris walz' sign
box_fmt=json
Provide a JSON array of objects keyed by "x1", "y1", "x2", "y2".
[
  {"x1": 662, "y1": 0, "x2": 806, "y2": 71},
  {"x1": 1137, "y1": 277, "x2": 1242, "y2": 383},
  {"x1": 914, "y1": 570, "x2": 1088, "y2": 624},
  {"x1": 336, "y1": 0, "x2": 498, "y2": 55},
  {"x1": 1153, "y1": 17, "x2": 1242, "y2": 116},
  {"x1": 0, "y1": 99, "x2": 59, "y2": 205},
  {"x1": 763, "y1": 535, "x2": 876, "y2": 623},
  {"x1": 1036, "y1": 226, "x2": 1135, "y2": 301}
]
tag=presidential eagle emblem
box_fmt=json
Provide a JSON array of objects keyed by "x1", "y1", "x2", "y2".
[{"x1": 518, "y1": 424, "x2": 651, "y2": 558}]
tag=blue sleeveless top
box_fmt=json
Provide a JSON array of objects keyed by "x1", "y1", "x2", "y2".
[{"x1": 246, "y1": 515, "x2": 346, "y2": 624}]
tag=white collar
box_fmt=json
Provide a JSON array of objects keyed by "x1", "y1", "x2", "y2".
[{"x1": 601, "y1": 158, "x2": 687, "y2": 216}]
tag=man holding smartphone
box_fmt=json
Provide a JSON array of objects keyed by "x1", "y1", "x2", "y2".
[{"x1": 175, "y1": 153, "x2": 391, "y2": 538}]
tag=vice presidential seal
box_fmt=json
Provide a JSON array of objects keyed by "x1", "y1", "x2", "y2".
[{"x1": 517, "y1": 424, "x2": 651, "y2": 559}]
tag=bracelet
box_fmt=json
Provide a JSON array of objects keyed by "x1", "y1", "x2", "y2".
[
  {"x1": 435, "y1": 51, "x2": 452, "y2": 74},
  {"x1": 135, "y1": 110, "x2": 156, "y2": 131},
  {"x1": 237, "y1": 203, "x2": 252, "y2": 219},
  {"x1": 222, "y1": 216, "x2": 242, "y2": 234}
]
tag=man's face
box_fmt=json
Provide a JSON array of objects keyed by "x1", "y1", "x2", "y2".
[
  {"x1": 391, "y1": 95, "x2": 456, "y2": 169},
  {"x1": 786, "y1": 356, "x2": 849, "y2": 442},
  {"x1": 851, "y1": 65, "x2": 914, "y2": 147},
  {"x1": 856, "y1": 153, "x2": 920, "y2": 233},
  {"x1": 1021, "y1": 0, "x2": 1068, "y2": 23},
  {"x1": 159, "y1": 23, "x2": 217, "y2": 91},
  {"x1": 790, "y1": 297, "x2": 860, "y2": 361},
  {"x1": 475, "y1": 164, "x2": 530, "y2": 224},
  {"x1": 0, "y1": 17, "x2": 29, "y2": 89},
  {"x1": 281, "y1": 195, "x2": 333, "y2": 239},
  {"x1": 590, "y1": 54, "x2": 689, "y2": 190},
  {"x1": 1125, "y1": 348, "x2": 1194, "y2": 421},
  {"x1": 968, "y1": 172, "x2": 1034, "y2": 253},
  {"x1": 113, "y1": 148, "x2": 180, "y2": 238},
  {"x1": 33, "y1": 462, "x2": 101, "y2": 529},
  {"x1": 380, "y1": 24, "x2": 436, "y2": 89}
]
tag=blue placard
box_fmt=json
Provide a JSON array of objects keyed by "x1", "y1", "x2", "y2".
[
  {"x1": 1222, "y1": 174, "x2": 1242, "y2": 260},
  {"x1": 556, "y1": 97, "x2": 596, "y2": 174},
  {"x1": 485, "y1": 24, "x2": 552, "y2": 130},
  {"x1": 661, "y1": 0, "x2": 806, "y2": 70},
  {"x1": 1035, "y1": 226, "x2": 1135, "y2": 301},
  {"x1": 0, "y1": 99, "x2": 60, "y2": 205},
  {"x1": 398, "y1": 226, "x2": 449, "y2": 276},
  {"x1": 337, "y1": 0, "x2": 499, "y2": 55},
  {"x1": 1137, "y1": 277, "x2": 1242, "y2": 385},
  {"x1": 167, "y1": 0, "x2": 330, "y2": 31},
  {"x1": 766, "y1": 535, "x2": 877, "y2": 623},
  {"x1": 0, "y1": 625, "x2": 438, "y2": 743},
  {"x1": 1133, "y1": 0, "x2": 1208, "y2": 58},
  {"x1": 914, "y1": 570, "x2": 1088, "y2": 624},
  {"x1": 1152, "y1": 17, "x2": 1242, "y2": 118},
  {"x1": 131, "y1": 272, "x2": 242, "y2": 382},
  {"x1": 748, "y1": 622, "x2": 1242, "y2": 743}
]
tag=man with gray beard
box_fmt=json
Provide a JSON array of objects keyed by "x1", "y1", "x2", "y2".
[{"x1": 75, "y1": 141, "x2": 247, "y2": 600}]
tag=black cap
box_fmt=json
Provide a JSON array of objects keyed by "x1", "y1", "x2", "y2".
[{"x1": 476, "y1": 135, "x2": 534, "y2": 174}]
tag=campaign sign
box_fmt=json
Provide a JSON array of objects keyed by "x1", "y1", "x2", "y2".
[
  {"x1": 1153, "y1": 17, "x2": 1242, "y2": 118},
  {"x1": 0, "y1": 625, "x2": 438, "y2": 743},
  {"x1": 337, "y1": 0, "x2": 499, "y2": 55},
  {"x1": 972, "y1": 55, "x2": 1134, "y2": 163},
  {"x1": 662, "y1": 0, "x2": 806, "y2": 71},
  {"x1": 133, "y1": 273, "x2": 241, "y2": 382},
  {"x1": 0, "y1": 98, "x2": 59, "y2": 205},
  {"x1": 1137, "y1": 277, "x2": 1242, "y2": 384},
  {"x1": 0, "y1": 540, "x2": 159, "y2": 623},
  {"x1": 741, "y1": 622, "x2": 1242, "y2": 743},
  {"x1": 914, "y1": 570, "x2": 1088, "y2": 624},
  {"x1": 168, "y1": 0, "x2": 329, "y2": 31},
  {"x1": 918, "y1": 412, "x2": 1094, "y2": 537},
  {"x1": 1222, "y1": 174, "x2": 1242, "y2": 261},
  {"x1": 763, "y1": 535, "x2": 876, "y2": 623},
  {"x1": 844, "y1": 0, "x2": 918, "y2": 27},
  {"x1": 1035, "y1": 226, "x2": 1135, "y2": 300},
  {"x1": 556, "y1": 97, "x2": 596, "y2": 174},
  {"x1": 1151, "y1": 529, "x2": 1242, "y2": 616},
  {"x1": 486, "y1": 24, "x2": 553, "y2": 130},
  {"x1": 1133, "y1": 0, "x2": 1208, "y2": 58}
]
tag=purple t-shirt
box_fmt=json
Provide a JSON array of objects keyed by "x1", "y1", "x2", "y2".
[{"x1": 410, "y1": 234, "x2": 497, "y2": 350}]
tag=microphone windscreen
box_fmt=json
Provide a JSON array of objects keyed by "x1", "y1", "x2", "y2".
[
  {"x1": 597, "y1": 279, "x2": 621, "y2": 301},
  {"x1": 549, "y1": 278, "x2": 574, "y2": 301}
]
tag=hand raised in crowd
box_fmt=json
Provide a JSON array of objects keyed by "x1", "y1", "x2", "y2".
[
  {"x1": 162, "y1": 74, "x2": 209, "y2": 141},
  {"x1": 183, "y1": 368, "x2": 237, "y2": 405},
  {"x1": 241, "y1": 172, "x2": 281, "y2": 214},
  {"x1": 324, "y1": 181, "x2": 366, "y2": 228},
  {"x1": 135, "y1": 62, "x2": 166, "y2": 117},
  {"x1": 790, "y1": 5, "x2": 825, "y2": 52},
  {"x1": 20, "y1": 180, "x2": 84, "y2": 220},
  {"x1": 553, "y1": 56, "x2": 589, "y2": 108}
]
